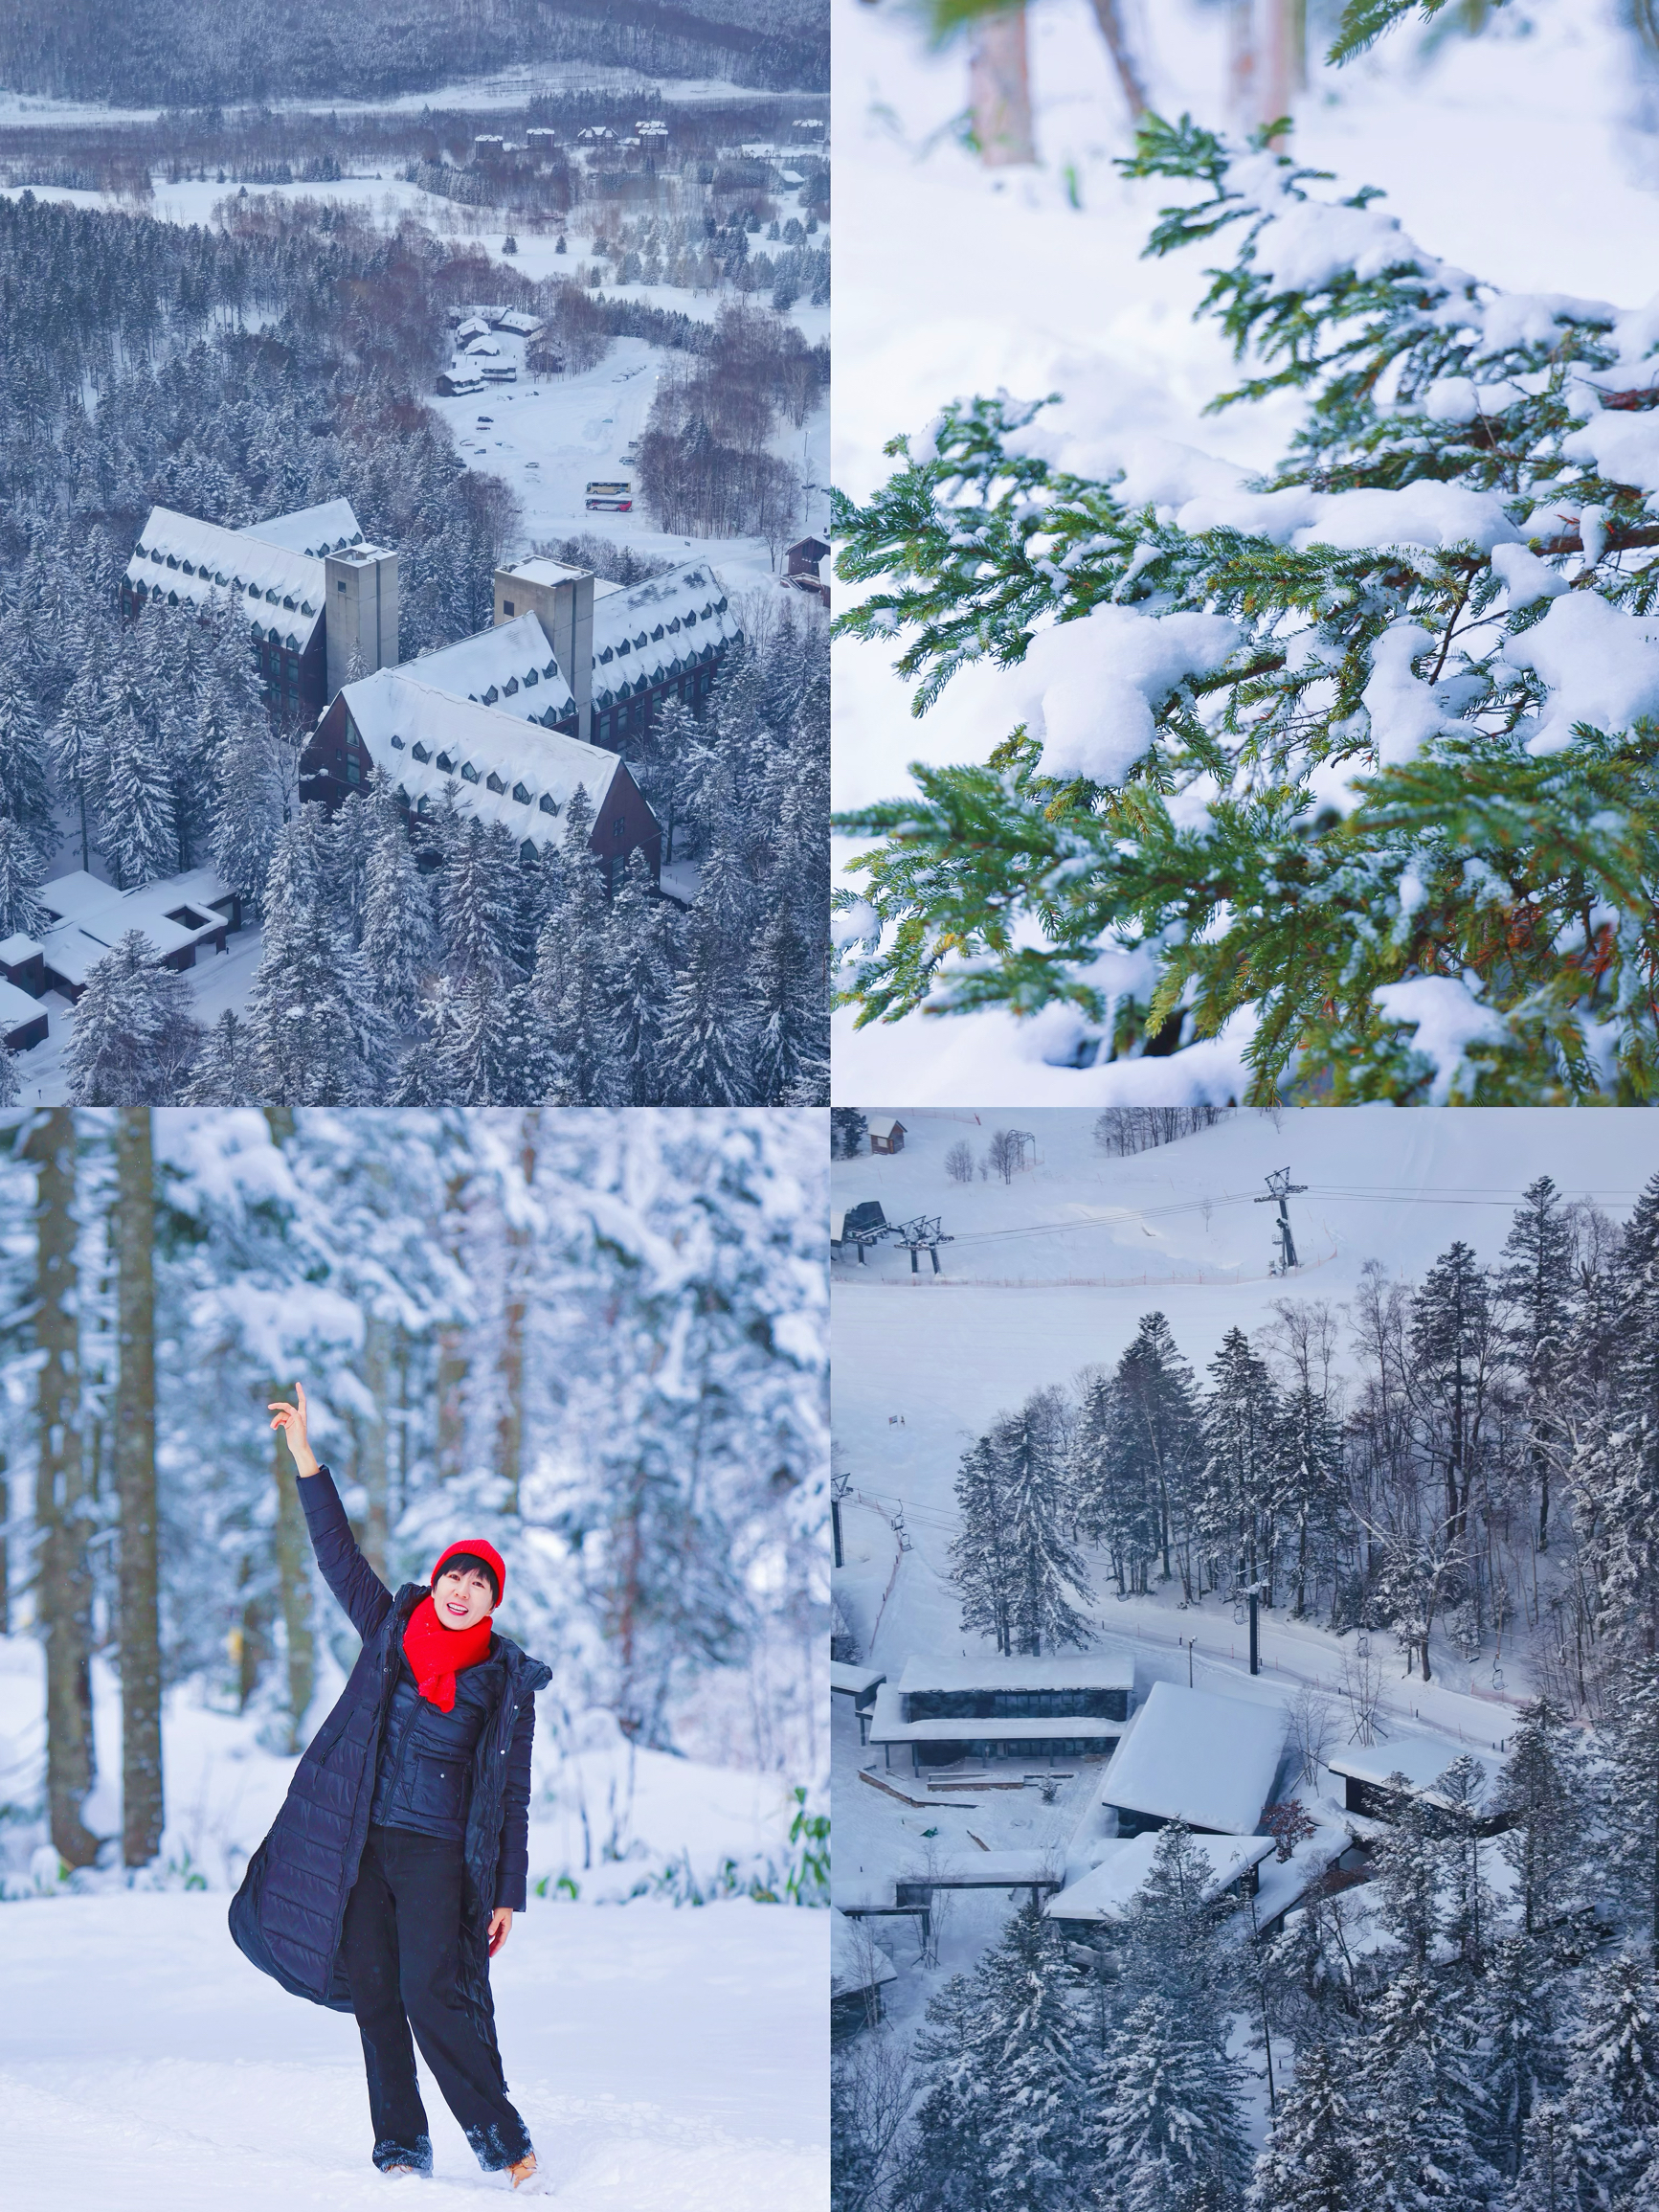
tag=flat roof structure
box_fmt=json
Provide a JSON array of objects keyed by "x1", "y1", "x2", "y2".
[
  {"x1": 1325, "y1": 1731, "x2": 1501, "y2": 1814},
  {"x1": 1102, "y1": 1682, "x2": 1285, "y2": 1837},
  {"x1": 893, "y1": 1657, "x2": 1134, "y2": 1696},
  {"x1": 1046, "y1": 1833, "x2": 1275, "y2": 1927}
]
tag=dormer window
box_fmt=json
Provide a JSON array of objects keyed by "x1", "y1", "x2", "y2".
[
  {"x1": 486, "y1": 772, "x2": 506, "y2": 794},
  {"x1": 503, "y1": 676, "x2": 518, "y2": 696},
  {"x1": 543, "y1": 660, "x2": 558, "y2": 678},
  {"x1": 667, "y1": 617, "x2": 681, "y2": 632},
  {"x1": 524, "y1": 668, "x2": 538, "y2": 688},
  {"x1": 482, "y1": 686, "x2": 499, "y2": 705},
  {"x1": 265, "y1": 588, "x2": 279, "y2": 602},
  {"x1": 460, "y1": 761, "x2": 479, "y2": 783},
  {"x1": 617, "y1": 639, "x2": 630, "y2": 656},
  {"x1": 412, "y1": 742, "x2": 431, "y2": 763},
  {"x1": 436, "y1": 751, "x2": 455, "y2": 773},
  {"x1": 282, "y1": 595, "x2": 296, "y2": 610},
  {"x1": 391, "y1": 734, "x2": 405, "y2": 749},
  {"x1": 512, "y1": 781, "x2": 532, "y2": 804},
  {"x1": 651, "y1": 624, "x2": 663, "y2": 642},
  {"x1": 301, "y1": 600, "x2": 313, "y2": 616},
  {"x1": 166, "y1": 554, "x2": 179, "y2": 569},
  {"x1": 634, "y1": 632, "x2": 647, "y2": 648},
  {"x1": 539, "y1": 793, "x2": 559, "y2": 815},
  {"x1": 598, "y1": 647, "x2": 613, "y2": 664}
]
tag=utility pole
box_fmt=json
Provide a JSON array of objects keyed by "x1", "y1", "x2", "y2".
[
  {"x1": 1255, "y1": 1167, "x2": 1307, "y2": 1274},
  {"x1": 832, "y1": 1474, "x2": 849, "y2": 1571}
]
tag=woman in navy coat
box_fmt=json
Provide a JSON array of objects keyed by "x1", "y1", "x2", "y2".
[{"x1": 231, "y1": 1386, "x2": 553, "y2": 2191}]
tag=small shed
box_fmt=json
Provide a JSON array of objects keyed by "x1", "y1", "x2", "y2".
[
  {"x1": 867, "y1": 1116, "x2": 906, "y2": 1155},
  {"x1": 830, "y1": 1661, "x2": 886, "y2": 1746},
  {"x1": 787, "y1": 534, "x2": 830, "y2": 580},
  {"x1": 831, "y1": 1907, "x2": 898, "y2": 2041},
  {"x1": 1102, "y1": 1682, "x2": 1286, "y2": 1838},
  {"x1": 1324, "y1": 1731, "x2": 1508, "y2": 1833}
]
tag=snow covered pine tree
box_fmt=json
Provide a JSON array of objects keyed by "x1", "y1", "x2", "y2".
[{"x1": 834, "y1": 114, "x2": 1659, "y2": 1101}]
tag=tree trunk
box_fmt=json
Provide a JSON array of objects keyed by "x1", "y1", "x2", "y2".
[
  {"x1": 260, "y1": 1107, "x2": 314, "y2": 1751},
  {"x1": 436, "y1": 1171, "x2": 470, "y2": 1482},
  {"x1": 360, "y1": 1312, "x2": 392, "y2": 1581},
  {"x1": 970, "y1": 8, "x2": 1037, "y2": 168},
  {"x1": 1087, "y1": 0, "x2": 1148, "y2": 115},
  {"x1": 495, "y1": 1115, "x2": 539, "y2": 1516},
  {"x1": 26, "y1": 1110, "x2": 100, "y2": 1869},
  {"x1": 115, "y1": 1108, "x2": 164, "y2": 1868}
]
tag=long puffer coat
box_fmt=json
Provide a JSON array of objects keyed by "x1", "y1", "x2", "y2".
[{"x1": 230, "y1": 1470, "x2": 551, "y2": 2055}]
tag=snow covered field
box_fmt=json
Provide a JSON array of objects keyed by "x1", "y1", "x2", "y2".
[
  {"x1": 1, "y1": 1895, "x2": 824, "y2": 2210},
  {"x1": 0, "y1": 1636, "x2": 827, "y2": 2208},
  {"x1": 831, "y1": 0, "x2": 1659, "y2": 1101}
]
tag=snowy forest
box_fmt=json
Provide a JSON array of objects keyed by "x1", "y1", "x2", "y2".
[
  {"x1": 0, "y1": 189, "x2": 829, "y2": 1105},
  {"x1": 834, "y1": 1163, "x2": 1659, "y2": 2212},
  {"x1": 5, "y1": 1106, "x2": 829, "y2": 1880},
  {"x1": 0, "y1": 0, "x2": 828, "y2": 108}
]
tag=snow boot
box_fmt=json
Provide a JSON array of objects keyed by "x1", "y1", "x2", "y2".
[{"x1": 506, "y1": 2153, "x2": 551, "y2": 2194}]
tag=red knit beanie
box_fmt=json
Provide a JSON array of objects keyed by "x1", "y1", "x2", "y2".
[{"x1": 431, "y1": 1538, "x2": 506, "y2": 1609}]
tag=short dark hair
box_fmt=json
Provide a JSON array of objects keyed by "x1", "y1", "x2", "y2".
[{"x1": 434, "y1": 1550, "x2": 500, "y2": 1607}]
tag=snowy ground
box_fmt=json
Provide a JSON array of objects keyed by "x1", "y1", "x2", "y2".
[
  {"x1": 0, "y1": 1636, "x2": 827, "y2": 2207},
  {"x1": 830, "y1": 0, "x2": 1659, "y2": 1100}
]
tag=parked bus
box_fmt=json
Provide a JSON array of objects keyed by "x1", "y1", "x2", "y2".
[{"x1": 585, "y1": 480, "x2": 633, "y2": 511}]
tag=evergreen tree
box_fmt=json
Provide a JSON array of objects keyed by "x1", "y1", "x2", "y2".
[
  {"x1": 749, "y1": 896, "x2": 827, "y2": 1104},
  {"x1": 908, "y1": 1898, "x2": 1087, "y2": 2212},
  {"x1": 1499, "y1": 1176, "x2": 1575, "y2": 1550},
  {"x1": 245, "y1": 899, "x2": 392, "y2": 1105},
  {"x1": 101, "y1": 706, "x2": 179, "y2": 889},
  {"x1": 50, "y1": 649, "x2": 106, "y2": 871},
  {"x1": 831, "y1": 1108, "x2": 868, "y2": 1159},
  {"x1": 64, "y1": 931, "x2": 200, "y2": 1104},
  {"x1": 1247, "y1": 2035, "x2": 1358, "y2": 2212},
  {"x1": 951, "y1": 1432, "x2": 1016, "y2": 1657},
  {"x1": 1199, "y1": 1327, "x2": 1285, "y2": 1604},
  {"x1": 993, "y1": 1389, "x2": 1092, "y2": 1656},
  {"x1": 0, "y1": 818, "x2": 50, "y2": 939},
  {"x1": 0, "y1": 650, "x2": 54, "y2": 851},
  {"x1": 1562, "y1": 1952, "x2": 1659, "y2": 2207},
  {"x1": 1349, "y1": 1966, "x2": 1494, "y2": 2210},
  {"x1": 1077, "y1": 1311, "x2": 1196, "y2": 1592},
  {"x1": 1607, "y1": 1658, "x2": 1659, "y2": 1963},
  {"x1": 181, "y1": 1007, "x2": 261, "y2": 1106},
  {"x1": 437, "y1": 814, "x2": 522, "y2": 987},
  {"x1": 527, "y1": 786, "x2": 623, "y2": 1105},
  {"x1": 1473, "y1": 1934, "x2": 1558, "y2": 2184},
  {"x1": 1495, "y1": 1699, "x2": 1585, "y2": 1941},
  {"x1": 360, "y1": 790, "x2": 439, "y2": 1027},
  {"x1": 601, "y1": 849, "x2": 674, "y2": 1106},
  {"x1": 1091, "y1": 1988, "x2": 1251, "y2": 2212},
  {"x1": 661, "y1": 904, "x2": 752, "y2": 1106},
  {"x1": 1408, "y1": 1242, "x2": 1494, "y2": 1551}
]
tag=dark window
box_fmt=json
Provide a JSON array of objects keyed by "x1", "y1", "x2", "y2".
[
  {"x1": 503, "y1": 598, "x2": 515, "y2": 617},
  {"x1": 613, "y1": 817, "x2": 626, "y2": 840},
  {"x1": 512, "y1": 781, "x2": 531, "y2": 804},
  {"x1": 346, "y1": 761, "x2": 361, "y2": 782},
  {"x1": 337, "y1": 580, "x2": 347, "y2": 595}
]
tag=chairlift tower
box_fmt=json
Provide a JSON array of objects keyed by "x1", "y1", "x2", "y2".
[
  {"x1": 1255, "y1": 1166, "x2": 1308, "y2": 1274},
  {"x1": 892, "y1": 1214, "x2": 954, "y2": 1275}
]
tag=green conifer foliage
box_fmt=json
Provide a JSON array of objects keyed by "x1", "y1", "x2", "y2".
[{"x1": 833, "y1": 116, "x2": 1659, "y2": 1101}]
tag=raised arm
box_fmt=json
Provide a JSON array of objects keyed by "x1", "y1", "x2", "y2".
[{"x1": 269, "y1": 1383, "x2": 392, "y2": 1642}]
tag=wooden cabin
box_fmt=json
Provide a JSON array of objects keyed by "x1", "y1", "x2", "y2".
[{"x1": 867, "y1": 1117, "x2": 906, "y2": 1155}]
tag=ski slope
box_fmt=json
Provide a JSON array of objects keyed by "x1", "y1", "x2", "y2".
[
  {"x1": 831, "y1": 0, "x2": 1659, "y2": 1101},
  {"x1": 833, "y1": 1106, "x2": 1659, "y2": 1711}
]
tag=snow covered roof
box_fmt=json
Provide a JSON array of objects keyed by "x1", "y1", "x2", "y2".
[
  {"x1": 35, "y1": 868, "x2": 235, "y2": 986},
  {"x1": 830, "y1": 1662, "x2": 886, "y2": 1699},
  {"x1": 242, "y1": 498, "x2": 363, "y2": 558},
  {"x1": 1046, "y1": 1832, "x2": 1276, "y2": 1924},
  {"x1": 894, "y1": 1656, "x2": 1134, "y2": 1695},
  {"x1": 0, "y1": 977, "x2": 44, "y2": 1033},
  {"x1": 0, "y1": 932, "x2": 41, "y2": 963},
  {"x1": 491, "y1": 309, "x2": 543, "y2": 338},
  {"x1": 408, "y1": 614, "x2": 575, "y2": 725},
  {"x1": 1325, "y1": 1731, "x2": 1501, "y2": 1810},
  {"x1": 865, "y1": 1115, "x2": 905, "y2": 1140},
  {"x1": 504, "y1": 556, "x2": 590, "y2": 589},
  {"x1": 867, "y1": 1683, "x2": 1123, "y2": 1746},
  {"x1": 1102, "y1": 1682, "x2": 1286, "y2": 1836},
  {"x1": 126, "y1": 508, "x2": 325, "y2": 648},
  {"x1": 339, "y1": 670, "x2": 624, "y2": 852},
  {"x1": 831, "y1": 1909, "x2": 898, "y2": 1998},
  {"x1": 589, "y1": 561, "x2": 740, "y2": 711}
]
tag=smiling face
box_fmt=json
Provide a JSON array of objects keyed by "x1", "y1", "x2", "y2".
[{"x1": 432, "y1": 1565, "x2": 495, "y2": 1631}]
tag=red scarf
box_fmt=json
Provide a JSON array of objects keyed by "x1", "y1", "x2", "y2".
[{"x1": 402, "y1": 1596, "x2": 493, "y2": 1712}]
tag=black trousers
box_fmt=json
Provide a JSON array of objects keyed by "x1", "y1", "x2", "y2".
[{"x1": 341, "y1": 1824, "x2": 532, "y2": 2174}]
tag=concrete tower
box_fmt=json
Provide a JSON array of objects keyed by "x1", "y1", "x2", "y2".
[
  {"x1": 325, "y1": 544, "x2": 399, "y2": 699},
  {"x1": 493, "y1": 558, "x2": 594, "y2": 739}
]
